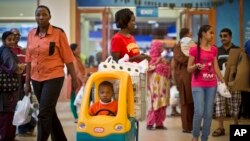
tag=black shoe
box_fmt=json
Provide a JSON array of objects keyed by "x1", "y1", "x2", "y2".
[
  {"x1": 18, "y1": 133, "x2": 36, "y2": 137},
  {"x1": 146, "y1": 125, "x2": 154, "y2": 130},
  {"x1": 182, "y1": 130, "x2": 192, "y2": 133},
  {"x1": 155, "y1": 126, "x2": 167, "y2": 130}
]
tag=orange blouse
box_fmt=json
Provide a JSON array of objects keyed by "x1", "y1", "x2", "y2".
[{"x1": 25, "y1": 25, "x2": 74, "y2": 81}]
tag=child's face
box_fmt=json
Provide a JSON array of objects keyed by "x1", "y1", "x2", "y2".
[{"x1": 98, "y1": 85, "x2": 113, "y2": 103}]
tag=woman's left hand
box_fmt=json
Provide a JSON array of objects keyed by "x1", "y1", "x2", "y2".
[
  {"x1": 141, "y1": 54, "x2": 151, "y2": 61},
  {"x1": 15, "y1": 64, "x2": 25, "y2": 74},
  {"x1": 71, "y1": 78, "x2": 78, "y2": 91}
]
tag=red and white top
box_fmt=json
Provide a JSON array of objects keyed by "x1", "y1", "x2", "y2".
[
  {"x1": 189, "y1": 45, "x2": 218, "y2": 87},
  {"x1": 111, "y1": 33, "x2": 140, "y2": 59}
]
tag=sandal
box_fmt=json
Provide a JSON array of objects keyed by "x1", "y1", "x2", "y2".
[
  {"x1": 170, "y1": 112, "x2": 181, "y2": 117},
  {"x1": 146, "y1": 125, "x2": 154, "y2": 130},
  {"x1": 183, "y1": 129, "x2": 192, "y2": 133},
  {"x1": 191, "y1": 138, "x2": 198, "y2": 141},
  {"x1": 74, "y1": 119, "x2": 78, "y2": 123},
  {"x1": 212, "y1": 128, "x2": 225, "y2": 137},
  {"x1": 155, "y1": 126, "x2": 167, "y2": 130}
]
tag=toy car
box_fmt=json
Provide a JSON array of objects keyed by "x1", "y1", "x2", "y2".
[{"x1": 76, "y1": 71, "x2": 139, "y2": 141}]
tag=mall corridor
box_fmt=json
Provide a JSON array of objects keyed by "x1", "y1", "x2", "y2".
[{"x1": 15, "y1": 101, "x2": 247, "y2": 141}]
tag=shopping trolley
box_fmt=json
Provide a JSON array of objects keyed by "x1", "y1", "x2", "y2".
[{"x1": 131, "y1": 73, "x2": 147, "y2": 121}]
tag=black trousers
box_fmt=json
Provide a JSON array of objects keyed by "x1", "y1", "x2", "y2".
[
  {"x1": 32, "y1": 77, "x2": 67, "y2": 141},
  {"x1": 240, "y1": 91, "x2": 250, "y2": 119}
]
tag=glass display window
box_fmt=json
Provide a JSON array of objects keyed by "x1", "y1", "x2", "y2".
[{"x1": 0, "y1": 22, "x2": 36, "y2": 48}]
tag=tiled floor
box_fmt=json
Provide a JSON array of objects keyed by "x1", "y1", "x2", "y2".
[{"x1": 16, "y1": 102, "x2": 250, "y2": 141}]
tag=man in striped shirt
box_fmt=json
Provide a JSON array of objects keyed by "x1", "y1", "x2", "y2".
[{"x1": 213, "y1": 28, "x2": 241, "y2": 137}]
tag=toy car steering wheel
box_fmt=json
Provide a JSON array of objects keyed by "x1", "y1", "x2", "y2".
[{"x1": 94, "y1": 109, "x2": 116, "y2": 116}]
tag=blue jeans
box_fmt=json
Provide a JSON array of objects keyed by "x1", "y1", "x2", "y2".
[{"x1": 192, "y1": 87, "x2": 217, "y2": 141}]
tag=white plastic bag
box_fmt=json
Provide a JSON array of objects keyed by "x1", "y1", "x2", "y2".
[
  {"x1": 118, "y1": 61, "x2": 140, "y2": 76},
  {"x1": 99, "y1": 55, "x2": 141, "y2": 76},
  {"x1": 118, "y1": 54, "x2": 148, "y2": 76},
  {"x1": 13, "y1": 95, "x2": 32, "y2": 126},
  {"x1": 30, "y1": 93, "x2": 39, "y2": 121},
  {"x1": 170, "y1": 86, "x2": 180, "y2": 106},
  {"x1": 217, "y1": 82, "x2": 231, "y2": 98},
  {"x1": 138, "y1": 59, "x2": 149, "y2": 73},
  {"x1": 221, "y1": 63, "x2": 226, "y2": 76},
  {"x1": 98, "y1": 56, "x2": 118, "y2": 71},
  {"x1": 74, "y1": 86, "x2": 84, "y2": 107}
]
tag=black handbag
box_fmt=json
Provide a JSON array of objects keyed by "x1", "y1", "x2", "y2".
[
  {"x1": 0, "y1": 70, "x2": 19, "y2": 93},
  {"x1": 0, "y1": 47, "x2": 19, "y2": 93}
]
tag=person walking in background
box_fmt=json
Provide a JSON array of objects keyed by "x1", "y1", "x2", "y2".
[
  {"x1": 164, "y1": 47, "x2": 180, "y2": 117},
  {"x1": 173, "y1": 28, "x2": 195, "y2": 133},
  {"x1": 111, "y1": 8, "x2": 150, "y2": 62},
  {"x1": 146, "y1": 41, "x2": 171, "y2": 130},
  {"x1": 67, "y1": 43, "x2": 85, "y2": 123},
  {"x1": 10, "y1": 28, "x2": 26, "y2": 99},
  {"x1": 10, "y1": 28, "x2": 38, "y2": 137},
  {"x1": 0, "y1": 31, "x2": 25, "y2": 141},
  {"x1": 187, "y1": 25, "x2": 225, "y2": 141},
  {"x1": 212, "y1": 28, "x2": 241, "y2": 137},
  {"x1": 25, "y1": 5, "x2": 78, "y2": 141},
  {"x1": 10, "y1": 28, "x2": 25, "y2": 54}
]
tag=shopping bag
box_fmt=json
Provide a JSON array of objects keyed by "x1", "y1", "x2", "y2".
[
  {"x1": 30, "y1": 93, "x2": 39, "y2": 120},
  {"x1": 13, "y1": 95, "x2": 32, "y2": 126},
  {"x1": 0, "y1": 47, "x2": 20, "y2": 93},
  {"x1": 74, "y1": 86, "x2": 84, "y2": 107},
  {"x1": 98, "y1": 55, "x2": 141, "y2": 76},
  {"x1": 221, "y1": 63, "x2": 226, "y2": 76},
  {"x1": 118, "y1": 54, "x2": 148, "y2": 76},
  {"x1": 98, "y1": 56, "x2": 118, "y2": 71},
  {"x1": 170, "y1": 85, "x2": 180, "y2": 106},
  {"x1": 217, "y1": 82, "x2": 231, "y2": 98},
  {"x1": 118, "y1": 61, "x2": 140, "y2": 76}
]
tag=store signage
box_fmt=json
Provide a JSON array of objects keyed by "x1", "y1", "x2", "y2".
[
  {"x1": 77, "y1": 0, "x2": 212, "y2": 7},
  {"x1": 136, "y1": 7, "x2": 158, "y2": 17},
  {"x1": 244, "y1": 0, "x2": 250, "y2": 42}
]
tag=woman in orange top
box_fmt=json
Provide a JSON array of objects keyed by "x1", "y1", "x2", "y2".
[{"x1": 25, "y1": 5, "x2": 77, "y2": 141}]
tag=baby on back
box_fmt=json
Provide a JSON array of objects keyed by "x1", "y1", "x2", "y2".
[{"x1": 179, "y1": 28, "x2": 196, "y2": 56}]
